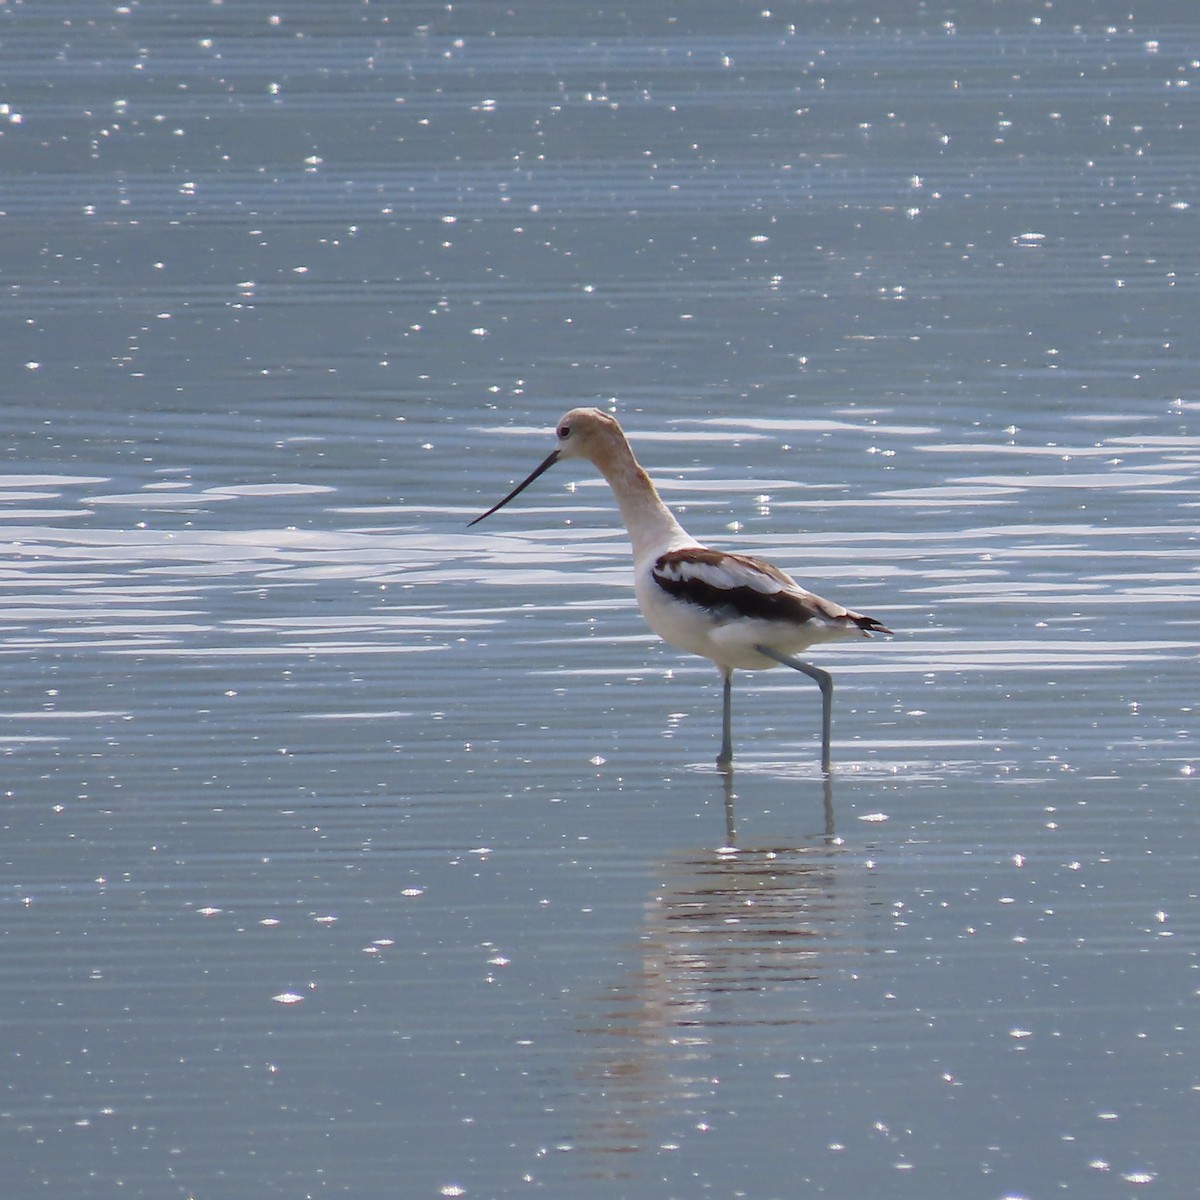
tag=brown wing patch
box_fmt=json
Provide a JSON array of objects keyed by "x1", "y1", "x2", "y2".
[
  {"x1": 654, "y1": 548, "x2": 894, "y2": 636},
  {"x1": 652, "y1": 548, "x2": 819, "y2": 626}
]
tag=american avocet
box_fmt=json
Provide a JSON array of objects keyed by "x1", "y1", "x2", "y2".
[{"x1": 469, "y1": 408, "x2": 892, "y2": 771}]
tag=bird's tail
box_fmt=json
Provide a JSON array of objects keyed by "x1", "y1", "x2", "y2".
[{"x1": 848, "y1": 612, "x2": 893, "y2": 637}]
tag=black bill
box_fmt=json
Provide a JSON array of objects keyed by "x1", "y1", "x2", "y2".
[{"x1": 467, "y1": 449, "x2": 561, "y2": 526}]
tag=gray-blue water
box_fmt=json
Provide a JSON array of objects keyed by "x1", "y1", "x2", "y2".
[{"x1": 2, "y1": 3, "x2": 1197, "y2": 1197}]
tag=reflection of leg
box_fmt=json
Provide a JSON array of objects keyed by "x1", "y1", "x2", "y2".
[
  {"x1": 754, "y1": 646, "x2": 834, "y2": 772},
  {"x1": 720, "y1": 736, "x2": 830, "y2": 846},
  {"x1": 717, "y1": 668, "x2": 734, "y2": 768},
  {"x1": 720, "y1": 765, "x2": 736, "y2": 847}
]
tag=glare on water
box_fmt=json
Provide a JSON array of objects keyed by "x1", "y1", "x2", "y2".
[{"x1": 2, "y1": 3, "x2": 1197, "y2": 1198}]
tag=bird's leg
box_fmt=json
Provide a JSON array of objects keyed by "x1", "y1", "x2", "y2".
[
  {"x1": 717, "y1": 667, "x2": 734, "y2": 769},
  {"x1": 755, "y1": 646, "x2": 834, "y2": 772}
]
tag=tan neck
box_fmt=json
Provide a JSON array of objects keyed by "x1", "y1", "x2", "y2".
[{"x1": 592, "y1": 437, "x2": 690, "y2": 560}]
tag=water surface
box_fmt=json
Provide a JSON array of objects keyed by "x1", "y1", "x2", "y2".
[{"x1": 2, "y1": 3, "x2": 1197, "y2": 1197}]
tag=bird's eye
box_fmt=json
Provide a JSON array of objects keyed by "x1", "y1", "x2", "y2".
[{"x1": 558, "y1": 423, "x2": 571, "y2": 439}]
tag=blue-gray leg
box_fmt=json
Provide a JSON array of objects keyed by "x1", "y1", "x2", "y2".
[
  {"x1": 755, "y1": 646, "x2": 834, "y2": 772},
  {"x1": 717, "y1": 667, "x2": 734, "y2": 769}
]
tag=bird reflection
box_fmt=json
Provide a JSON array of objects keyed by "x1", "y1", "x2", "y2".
[
  {"x1": 572, "y1": 771, "x2": 863, "y2": 1163},
  {"x1": 719, "y1": 765, "x2": 834, "y2": 845}
]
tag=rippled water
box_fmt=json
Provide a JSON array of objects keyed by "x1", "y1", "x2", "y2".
[{"x1": 3, "y1": 3, "x2": 1198, "y2": 1198}]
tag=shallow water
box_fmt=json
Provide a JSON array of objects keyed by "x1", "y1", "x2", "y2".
[{"x1": 2, "y1": 3, "x2": 1198, "y2": 1198}]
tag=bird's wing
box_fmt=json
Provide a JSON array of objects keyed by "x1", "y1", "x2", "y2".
[{"x1": 652, "y1": 547, "x2": 892, "y2": 635}]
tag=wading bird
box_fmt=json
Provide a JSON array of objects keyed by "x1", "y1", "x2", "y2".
[{"x1": 469, "y1": 409, "x2": 891, "y2": 770}]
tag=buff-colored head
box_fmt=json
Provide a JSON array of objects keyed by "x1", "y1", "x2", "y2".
[{"x1": 549, "y1": 407, "x2": 625, "y2": 464}]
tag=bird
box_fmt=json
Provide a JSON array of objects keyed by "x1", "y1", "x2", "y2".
[{"x1": 468, "y1": 408, "x2": 892, "y2": 771}]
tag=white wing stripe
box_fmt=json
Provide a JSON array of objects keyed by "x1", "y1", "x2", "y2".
[{"x1": 655, "y1": 554, "x2": 789, "y2": 596}]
